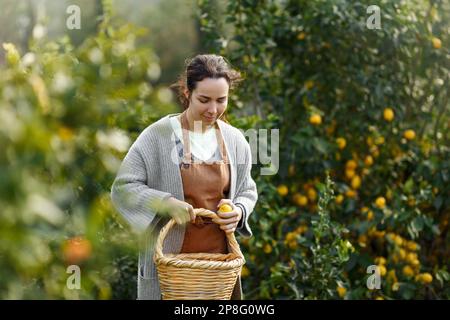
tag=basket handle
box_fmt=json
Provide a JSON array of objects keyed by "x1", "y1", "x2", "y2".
[{"x1": 154, "y1": 208, "x2": 244, "y2": 260}]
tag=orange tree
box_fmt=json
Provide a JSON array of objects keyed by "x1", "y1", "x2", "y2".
[
  {"x1": 0, "y1": 0, "x2": 175, "y2": 299},
  {"x1": 199, "y1": 0, "x2": 449, "y2": 299}
]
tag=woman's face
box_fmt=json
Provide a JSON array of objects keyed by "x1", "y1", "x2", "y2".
[{"x1": 185, "y1": 77, "x2": 229, "y2": 128}]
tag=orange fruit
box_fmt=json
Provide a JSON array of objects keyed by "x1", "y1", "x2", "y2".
[
  {"x1": 297, "y1": 32, "x2": 306, "y2": 40},
  {"x1": 293, "y1": 193, "x2": 308, "y2": 206},
  {"x1": 375, "y1": 196, "x2": 386, "y2": 209},
  {"x1": 404, "y1": 129, "x2": 416, "y2": 140},
  {"x1": 420, "y1": 273, "x2": 433, "y2": 284},
  {"x1": 277, "y1": 184, "x2": 289, "y2": 197},
  {"x1": 346, "y1": 159, "x2": 357, "y2": 170},
  {"x1": 336, "y1": 137, "x2": 347, "y2": 149},
  {"x1": 383, "y1": 108, "x2": 394, "y2": 121},
  {"x1": 309, "y1": 114, "x2": 322, "y2": 125},
  {"x1": 62, "y1": 236, "x2": 92, "y2": 265},
  {"x1": 351, "y1": 175, "x2": 361, "y2": 189},
  {"x1": 345, "y1": 168, "x2": 356, "y2": 179},
  {"x1": 218, "y1": 204, "x2": 233, "y2": 213},
  {"x1": 263, "y1": 243, "x2": 273, "y2": 254},
  {"x1": 432, "y1": 37, "x2": 442, "y2": 49},
  {"x1": 337, "y1": 286, "x2": 347, "y2": 298},
  {"x1": 345, "y1": 189, "x2": 357, "y2": 198},
  {"x1": 307, "y1": 188, "x2": 317, "y2": 201},
  {"x1": 335, "y1": 194, "x2": 344, "y2": 205},
  {"x1": 364, "y1": 155, "x2": 374, "y2": 166}
]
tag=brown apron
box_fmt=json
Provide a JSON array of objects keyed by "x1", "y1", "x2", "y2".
[{"x1": 179, "y1": 110, "x2": 230, "y2": 254}]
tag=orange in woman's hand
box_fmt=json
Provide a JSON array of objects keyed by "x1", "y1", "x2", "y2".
[{"x1": 218, "y1": 204, "x2": 233, "y2": 213}]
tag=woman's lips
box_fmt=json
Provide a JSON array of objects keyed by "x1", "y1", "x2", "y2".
[{"x1": 203, "y1": 115, "x2": 216, "y2": 121}]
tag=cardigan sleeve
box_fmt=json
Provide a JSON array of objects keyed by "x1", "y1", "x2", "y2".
[
  {"x1": 233, "y1": 132, "x2": 258, "y2": 238},
  {"x1": 110, "y1": 142, "x2": 173, "y2": 235}
]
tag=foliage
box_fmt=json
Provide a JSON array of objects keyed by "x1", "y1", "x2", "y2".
[
  {"x1": 199, "y1": 0, "x2": 449, "y2": 299},
  {"x1": 0, "y1": 0, "x2": 176, "y2": 299}
]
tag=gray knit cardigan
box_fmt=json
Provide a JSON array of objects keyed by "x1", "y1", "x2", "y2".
[{"x1": 110, "y1": 113, "x2": 258, "y2": 299}]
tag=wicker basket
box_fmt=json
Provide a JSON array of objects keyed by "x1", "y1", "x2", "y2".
[{"x1": 153, "y1": 208, "x2": 246, "y2": 300}]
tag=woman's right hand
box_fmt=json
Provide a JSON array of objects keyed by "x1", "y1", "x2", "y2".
[{"x1": 164, "y1": 197, "x2": 196, "y2": 224}]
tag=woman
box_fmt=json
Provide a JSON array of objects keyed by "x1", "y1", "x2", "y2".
[{"x1": 110, "y1": 54, "x2": 258, "y2": 300}]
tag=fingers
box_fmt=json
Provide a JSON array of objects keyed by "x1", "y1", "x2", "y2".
[
  {"x1": 173, "y1": 212, "x2": 183, "y2": 225},
  {"x1": 216, "y1": 198, "x2": 234, "y2": 210},
  {"x1": 174, "y1": 208, "x2": 187, "y2": 225},
  {"x1": 214, "y1": 204, "x2": 240, "y2": 225},
  {"x1": 216, "y1": 211, "x2": 239, "y2": 219},
  {"x1": 187, "y1": 204, "x2": 196, "y2": 223},
  {"x1": 220, "y1": 223, "x2": 236, "y2": 234},
  {"x1": 213, "y1": 215, "x2": 240, "y2": 225},
  {"x1": 167, "y1": 198, "x2": 196, "y2": 225}
]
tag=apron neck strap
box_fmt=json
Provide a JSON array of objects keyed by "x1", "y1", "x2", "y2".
[{"x1": 180, "y1": 110, "x2": 192, "y2": 163}]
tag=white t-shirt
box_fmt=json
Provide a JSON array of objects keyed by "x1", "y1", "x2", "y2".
[{"x1": 169, "y1": 115, "x2": 220, "y2": 161}]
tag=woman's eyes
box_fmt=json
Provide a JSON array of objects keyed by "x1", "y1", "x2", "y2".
[{"x1": 199, "y1": 99, "x2": 226, "y2": 103}]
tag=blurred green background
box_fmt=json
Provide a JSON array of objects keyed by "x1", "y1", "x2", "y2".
[{"x1": 0, "y1": 0, "x2": 448, "y2": 299}]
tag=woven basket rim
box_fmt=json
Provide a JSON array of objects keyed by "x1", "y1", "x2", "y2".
[
  {"x1": 157, "y1": 253, "x2": 245, "y2": 270},
  {"x1": 154, "y1": 208, "x2": 246, "y2": 270}
]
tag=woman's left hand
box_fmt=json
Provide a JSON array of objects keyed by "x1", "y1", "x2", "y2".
[{"x1": 213, "y1": 199, "x2": 243, "y2": 234}]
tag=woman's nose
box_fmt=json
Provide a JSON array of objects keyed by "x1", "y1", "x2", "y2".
[{"x1": 207, "y1": 104, "x2": 217, "y2": 114}]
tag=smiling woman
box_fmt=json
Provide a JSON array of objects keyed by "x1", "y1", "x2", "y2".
[{"x1": 110, "y1": 54, "x2": 257, "y2": 300}]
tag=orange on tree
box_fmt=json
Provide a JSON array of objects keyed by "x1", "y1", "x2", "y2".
[
  {"x1": 364, "y1": 155, "x2": 374, "y2": 166},
  {"x1": 375, "y1": 196, "x2": 386, "y2": 209},
  {"x1": 432, "y1": 37, "x2": 442, "y2": 49},
  {"x1": 403, "y1": 265, "x2": 414, "y2": 277},
  {"x1": 378, "y1": 265, "x2": 387, "y2": 276},
  {"x1": 263, "y1": 243, "x2": 273, "y2": 254},
  {"x1": 62, "y1": 236, "x2": 92, "y2": 265},
  {"x1": 417, "y1": 273, "x2": 433, "y2": 284},
  {"x1": 375, "y1": 136, "x2": 385, "y2": 145},
  {"x1": 371, "y1": 146, "x2": 380, "y2": 158},
  {"x1": 404, "y1": 129, "x2": 416, "y2": 140},
  {"x1": 407, "y1": 241, "x2": 419, "y2": 251},
  {"x1": 385, "y1": 189, "x2": 393, "y2": 200},
  {"x1": 337, "y1": 286, "x2": 347, "y2": 298},
  {"x1": 307, "y1": 188, "x2": 317, "y2": 202},
  {"x1": 335, "y1": 194, "x2": 344, "y2": 205},
  {"x1": 276, "y1": 184, "x2": 289, "y2": 197},
  {"x1": 383, "y1": 108, "x2": 395, "y2": 122},
  {"x1": 351, "y1": 175, "x2": 361, "y2": 189},
  {"x1": 241, "y1": 266, "x2": 250, "y2": 278},
  {"x1": 346, "y1": 159, "x2": 357, "y2": 170},
  {"x1": 309, "y1": 113, "x2": 322, "y2": 125},
  {"x1": 336, "y1": 137, "x2": 346, "y2": 149},
  {"x1": 345, "y1": 189, "x2": 357, "y2": 198},
  {"x1": 393, "y1": 235, "x2": 403, "y2": 246},
  {"x1": 397, "y1": 248, "x2": 406, "y2": 260},
  {"x1": 293, "y1": 193, "x2": 308, "y2": 206},
  {"x1": 345, "y1": 168, "x2": 356, "y2": 180}
]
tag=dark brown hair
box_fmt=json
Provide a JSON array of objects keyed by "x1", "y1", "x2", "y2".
[{"x1": 170, "y1": 54, "x2": 243, "y2": 122}]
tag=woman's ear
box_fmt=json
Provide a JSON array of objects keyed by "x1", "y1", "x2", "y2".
[{"x1": 184, "y1": 90, "x2": 190, "y2": 100}]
